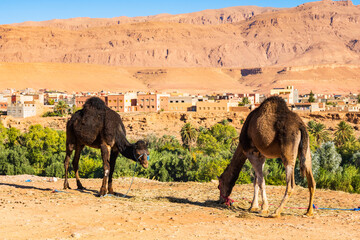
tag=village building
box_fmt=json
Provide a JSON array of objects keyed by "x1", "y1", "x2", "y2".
[
  {"x1": 270, "y1": 86, "x2": 298, "y2": 104},
  {"x1": 105, "y1": 93, "x2": 138, "y2": 112},
  {"x1": 196, "y1": 99, "x2": 238, "y2": 113},
  {"x1": 0, "y1": 95, "x2": 8, "y2": 113},
  {"x1": 168, "y1": 96, "x2": 196, "y2": 112},
  {"x1": 291, "y1": 102, "x2": 324, "y2": 113}
]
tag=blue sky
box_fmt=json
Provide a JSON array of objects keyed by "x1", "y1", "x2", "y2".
[{"x1": 0, "y1": 0, "x2": 359, "y2": 25}]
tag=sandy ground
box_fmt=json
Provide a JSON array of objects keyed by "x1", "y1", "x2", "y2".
[{"x1": 0, "y1": 175, "x2": 359, "y2": 240}]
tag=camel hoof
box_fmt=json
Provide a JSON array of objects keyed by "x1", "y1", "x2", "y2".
[
  {"x1": 249, "y1": 207, "x2": 260, "y2": 213},
  {"x1": 99, "y1": 188, "x2": 107, "y2": 196},
  {"x1": 305, "y1": 211, "x2": 314, "y2": 217},
  {"x1": 260, "y1": 210, "x2": 269, "y2": 215},
  {"x1": 270, "y1": 213, "x2": 280, "y2": 218}
]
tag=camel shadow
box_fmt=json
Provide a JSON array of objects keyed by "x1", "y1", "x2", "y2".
[
  {"x1": 0, "y1": 182, "x2": 135, "y2": 199},
  {"x1": 73, "y1": 188, "x2": 134, "y2": 199},
  {"x1": 158, "y1": 196, "x2": 295, "y2": 218},
  {"x1": 0, "y1": 182, "x2": 53, "y2": 192},
  {"x1": 159, "y1": 196, "x2": 248, "y2": 212}
]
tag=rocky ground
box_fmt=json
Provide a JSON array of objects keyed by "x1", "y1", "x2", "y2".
[{"x1": 0, "y1": 175, "x2": 359, "y2": 240}]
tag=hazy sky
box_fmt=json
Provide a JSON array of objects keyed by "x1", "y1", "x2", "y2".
[{"x1": 0, "y1": 0, "x2": 359, "y2": 25}]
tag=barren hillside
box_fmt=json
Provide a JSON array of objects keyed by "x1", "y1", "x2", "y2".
[
  {"x1": 1, "y1": 1, "x2": 360, "y2": 68},
  {"x1": 0, "y1": 1, "x2": 360, "y2": 93},
  {"x1": 1, "y1": 62, "x2": 359, "y2": 94}
]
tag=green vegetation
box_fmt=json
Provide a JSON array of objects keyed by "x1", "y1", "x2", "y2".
[
  {"x1": 238, "y1": 97, "x2": 249, "y2": 106},
  {"x1": 1, "y1": 119, "x2": 360, "y2": 193},
  {"x1": 308, "y1": 90, "x2": 315, "y2": 103},
  {"x1": 42, "y1": 100, "x2": 71, "y2": 117}
]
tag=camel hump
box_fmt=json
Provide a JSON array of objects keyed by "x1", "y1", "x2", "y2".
[
  {"x1": 83, "y1": 97, "x2": 107, "y2": 111},
  {"x1": 258, "y1": 96, "x2": 290, "y2": 113}
]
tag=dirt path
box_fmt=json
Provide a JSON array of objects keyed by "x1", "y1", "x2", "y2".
[{"x1": 0, "y1": 175, "x2": 359, "y2": 240}]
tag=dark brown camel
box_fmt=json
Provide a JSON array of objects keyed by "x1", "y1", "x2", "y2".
[
  {"x1": 63, "y1": 97, "x2": 149, "y2": 196},
  {"x1": 218, "y1": 96, "x2": 316, "y2": 217}
]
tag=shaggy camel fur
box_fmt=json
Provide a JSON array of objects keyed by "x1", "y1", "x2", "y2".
[
  {"x1": 63, "y1": 97, "x2": 149, "y2": 196},
  {"x1": 218, "y1": 96, "x2": 316, "y2": 217}
]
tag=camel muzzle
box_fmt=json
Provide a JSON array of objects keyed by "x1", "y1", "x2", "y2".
[{"x1": 137, "y1": 153, "x2": 149, "y2": 169}]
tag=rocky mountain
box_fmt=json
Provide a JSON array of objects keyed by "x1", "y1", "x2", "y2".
[
  {"x1": 12, "y1": 6, "x2": 278, "y2": 29},
  {"x1": 0, "y1": 0, "x2": 359, "y2": 93}
]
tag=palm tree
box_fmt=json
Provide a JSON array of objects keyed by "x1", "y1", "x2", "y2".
[
  {"x1": 180, "y1": 123, "x2": 198, "y2": 152},
  {"x1": 307, "y1": 120, "x2": 331, "y2": 146},
  {"x1": 334, "y1": 121, "x2": 355, "y2": 147},
  {"x1": 56, "y1": 101, "x2": 69, "y2": 116}
]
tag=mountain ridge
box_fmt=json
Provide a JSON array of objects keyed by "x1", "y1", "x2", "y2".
[{"x1": 0, "y1": 0, "x2": 359, "y2": 93}]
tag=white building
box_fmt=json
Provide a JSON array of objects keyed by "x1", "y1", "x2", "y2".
[
  {"x1": 270, "y1": 86, "x2": 298, "y2": 104},
  {"x1": 7, "y1": 103, "x2": 37, "y2": 118},
  {"x1": 123, "y1": 92, "x2": 138, "y2": 112}
]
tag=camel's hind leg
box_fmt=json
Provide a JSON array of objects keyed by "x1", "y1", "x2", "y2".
[
  {"x1": 73, "y1": 144, "x2": 85, "y2": 189},
  {"x1": 64, "y1": 143, "x2": 74, "y2": 189},
  {"x1": 248, "y1": 152, "x2": 269, "y2": 214},
  {"x1": 303, "y1": 148, "x2": 316, "y2": 216},
  {"x1": 108, "y1": 149, "x2": 119, "y2": 194},
  {"x1": 272, "y1": 161, "x2": 296, "y2": 218}
]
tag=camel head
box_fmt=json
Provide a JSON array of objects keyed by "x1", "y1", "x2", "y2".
[
  {"x1": 217, "y1": 176, "x2": 234, "y2": 206},
  {"x1": 133, "y1": 140, "x2": 149, "y2": 168}
]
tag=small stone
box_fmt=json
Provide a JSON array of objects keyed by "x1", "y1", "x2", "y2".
[{"x1": 71, "y1": 232, "x2": 81, "y2": 238}]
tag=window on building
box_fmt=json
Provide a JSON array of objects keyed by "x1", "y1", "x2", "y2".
[
  {"x1": 181, "y1": 100, "x2": 184, "y2": 103},
  {"x1": 147, "y1": 106, "x2": 150, "y2": 108},
  {"x1": 152, "y1": 106, "x2": 154, "y2": 108},
  {"x1": 223, "y1": 107, "x2": 225, "y2": 110},
  {"x1": 208, "y1": 107, "x2": 210, "y2": 110}
]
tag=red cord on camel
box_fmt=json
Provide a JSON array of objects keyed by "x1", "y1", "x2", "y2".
[{"x1": 220, "y1": 193, "x2": 236, "y2": 206}]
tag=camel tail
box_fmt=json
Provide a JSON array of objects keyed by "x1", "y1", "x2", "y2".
[{"x1": 298, "y1": 124, "x2": 309, "y2": 177}]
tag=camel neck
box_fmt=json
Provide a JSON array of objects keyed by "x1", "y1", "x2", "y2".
[
  {"x1": 221, "y1": 147, "x2": 247, "y2": 196},
  {"x1": 120, "y1": 143, "x2": 136, "y2": 161}
]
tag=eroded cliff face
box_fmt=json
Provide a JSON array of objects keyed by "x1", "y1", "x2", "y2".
[{"x1": 0, "y1": 1, "x2": 360, "y2": 68}]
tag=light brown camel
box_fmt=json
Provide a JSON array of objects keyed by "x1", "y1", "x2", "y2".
[
  {"x1": 63, "y1": 97, "x2": 149, "y2": 196},
  {"x1": 218, "y1": 96, "x2": 316, "y2": 217}
]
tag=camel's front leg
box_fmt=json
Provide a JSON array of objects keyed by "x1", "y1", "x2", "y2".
[
  {"x1": 63, "y1": 143, "x2": 74, "y2": 190},
  {"x1": 248, "y1": 153, "x2": 268, "y2": 214},
  {"x1": 100, "y1": 144, "x2": 111, "y2": 196},
  {"x1": 108, "y1": 150, "x2": 119, "y2": 194}
]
